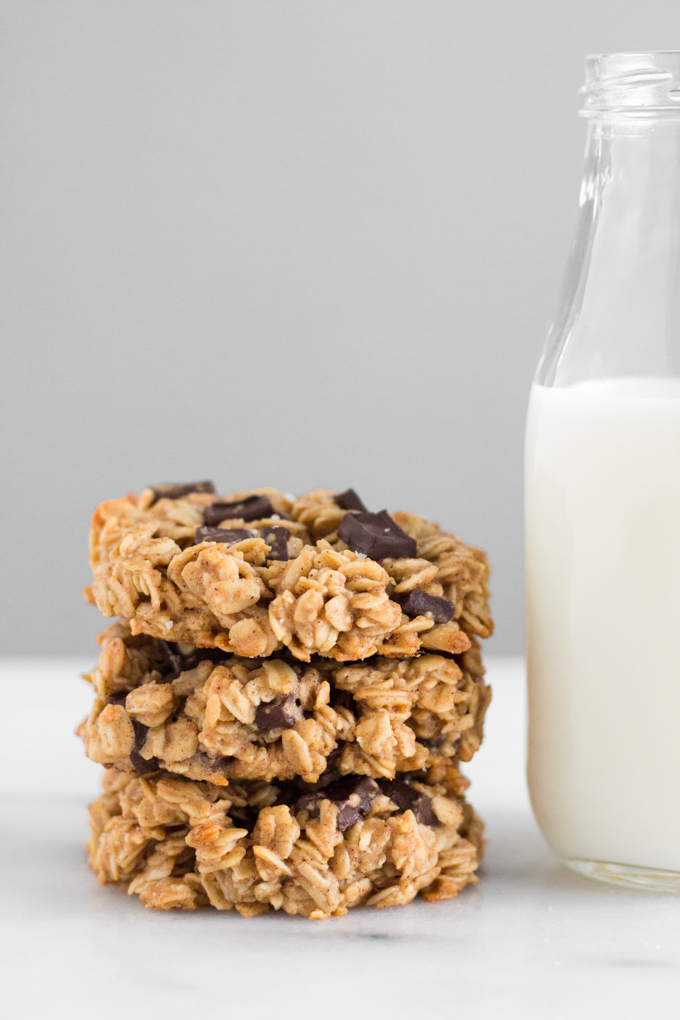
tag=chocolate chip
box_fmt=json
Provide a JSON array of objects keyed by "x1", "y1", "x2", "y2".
[
  {"x1": 254, "y1": 694, "x2": 302, "y2": 732},
  {"x1": 337, "y1": 510, "x2": 417, "y2": 560},
  {"x1": 129, "y1": 720, "x2": 160, "y2": 775},
  {"x1": 336, "y1": 488, "x2": 368, "y2": 512},
  {"x1": 107, "y1": 692, "x2": 158, "y2": 773},
  {"x1": 150, "y1": 481, "x2": 216, "y2": 504},
  {"x1": 328, "y1": 777, "x2": 381, "y2": 830},
  {"x1": 156, "y1": 639, "x2": 184, "y2": 678},
  {"x1": 204, "y1": 495, "x2": 275, "y2": 526},
  {"x1": 293, "y1": 776, "x2": 380, "y2": 831},
  {"x1": 329, "y1": 776, "x2": 380, "y2": 810},
  {"x1": 319, "y1": 741, "x2": 344, "y2": 777},
  {"x1": 156, "y1": 640, "x2": 226, "y2": 678},
  {"x1": 412, "y1": 795, "x2": 437, "y2": 825},
  {"x1": 394, "y1": 589, "x2": 455, "y2": 624},
  {"x1": 261, "y1": 525, "x2": 290, "y2": 561},
  {"x1": 130, "y1": 749, "x2": 160, "y2": 775},
  {"x1": 132, "y1": 720, "x2": 148, "y2": 751},
  {"x1": 293, "y1": 791, "x2": 322, "y2": 817},
  {"x1": 106, "y1": 691, "x2": 128, "y2": 706},
  {"x1": 335, "y1": 802, "x2": 363, "y2": 830},
  {"x1": 194, "y1": 526, "x2": 252, "y2": 545},
  {"x1": 378, "y1": 779, "x2": 437, "y2": 825}
]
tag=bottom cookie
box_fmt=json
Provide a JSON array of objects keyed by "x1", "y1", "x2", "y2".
[{"x1": 88, "y1": 764, "x2": 484, "y2": 918}]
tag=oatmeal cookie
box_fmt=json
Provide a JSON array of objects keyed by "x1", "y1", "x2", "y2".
[
  {"x1": 77, "y1": 623, "x2": 491, "y2": 784},
  {"x1": 87, "y1": 765, "x2": 484, "y2": 917},
  {"x1": 83, "y1": 483, "x2": 493, "y2": 661}
]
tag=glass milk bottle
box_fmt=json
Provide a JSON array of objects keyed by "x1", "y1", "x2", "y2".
[{"x1": 526, "y1": 52, "x2": 680, "y2": 890}]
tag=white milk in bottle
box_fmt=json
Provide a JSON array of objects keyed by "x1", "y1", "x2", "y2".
[
  {"x1": 526, "y1": 52, "x2": 680, "y2": 888},
  {"x1": 526, "y1": 378, "x2": 680, "y2": 875}
]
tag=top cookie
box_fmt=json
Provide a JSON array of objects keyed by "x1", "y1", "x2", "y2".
[{"x1": 84, "y1": 483, "x2": 493, "y2": 662}]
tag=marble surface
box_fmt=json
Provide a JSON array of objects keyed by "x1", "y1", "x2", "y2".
[{"x1": 1, "y1": 656, "x2": 679, "y2": 1019}]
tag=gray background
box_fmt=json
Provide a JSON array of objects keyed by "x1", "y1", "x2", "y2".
[{"x1": 1, "y1": 1, "x2": 678, "y2": 656}]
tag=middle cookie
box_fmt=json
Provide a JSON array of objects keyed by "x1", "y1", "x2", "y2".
[{"x1": 78, "y1": 623, "x2": 490, "y2": 785}]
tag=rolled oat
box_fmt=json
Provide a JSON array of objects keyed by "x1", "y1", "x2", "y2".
[
  {"x1": 88, "y1": 766, "x2": 484, "y2": 918},
  {"x1": 83, "y1": 486, "x2": 492, "y2": 660},
  {"x1": 78, "y1": 624, "x2": 491, "y2": 784}
]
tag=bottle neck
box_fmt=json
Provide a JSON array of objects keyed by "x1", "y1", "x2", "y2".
[{"x1": 538, "y1": 112, "x2": 680, "y2": 386}]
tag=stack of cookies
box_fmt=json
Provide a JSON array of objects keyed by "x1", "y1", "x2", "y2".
[{"x1": 79, "y1": 483, "x2": 493, "y2": 918}]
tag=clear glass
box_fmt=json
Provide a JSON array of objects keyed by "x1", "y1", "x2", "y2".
[{"x1": 526, "y1": 53, "x2": 680, "y2": 891}]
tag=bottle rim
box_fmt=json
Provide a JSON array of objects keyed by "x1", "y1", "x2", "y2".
[{"x1": 581, "y1": 51, "x2": 680, "y2": 116}]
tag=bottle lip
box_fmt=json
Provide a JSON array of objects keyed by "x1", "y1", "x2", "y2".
[{"x1": 581, "y1": 51, "x2": 680, "y2": 116}]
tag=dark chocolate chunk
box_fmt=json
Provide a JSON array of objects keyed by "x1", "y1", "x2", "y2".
[
  {"x1": 129, "y1": 720, "x2": 160, "y2": 775},
  {"x1": 334, "y1": 802, "x2": 363, "y2": 831},
  {"x1": 378, "y1": 779, "x2": 437, "y2": 825},
  {"x1": 194, "y1": 526, "x2": 252, "y2": 545},
  {"x1": 293, "y1": 776, "x2": 380, "y2": 831},
  {"x1": 329, "y1": 776, "x2": 380, "y2": 811},
  {"x1": 394, "y1": 589, "x2": 455, "y2": 624},
  {"x1": 336, "y1": 488, "x2": 368, "y2": 513},
  {"x1": 132, "y1": 720, "x2": 148, "y2": 751},
  {"x1": 107, "y1": 691, "x2": 128, "y2": 707},
  {"x1": 130, "y1": 749, "x2": 160, "y2": 775},
  {"x1": 204, "y1": 495, "x2": 275, "y2": 526},
  {"x1": 156, "y1": 640, "x2": 226, "y2": 678},
  {"x1": 107, "y1": 691, "x2": 160, "y2": 773},
  {"x1": 411, "y1": 794, "x2": 437, "y2": 826},
  {"x1": 293, "y1": 790, "x2": 323, "y2": 817},
  {"x1": 150, "y1": 481, "x2": 216, "y2": 504},
  {"x1": 261, "y1": 525, "x2": 290, "y2": 561},
  {"x1": 337, "y1": 510, "x2": 417, "y2": 560},
  {"x1": 156, "y1": 639, "x2": 184, "y2": 678},
  {"x1": 328, "y1": 777, "x2": 381, "y2": 830},
  {"x1": 254, "y1": 693, "x2": 302, "y2": 732},
  {"x1": 319, "y1": 741, "x2": 344, "y2": 778}
]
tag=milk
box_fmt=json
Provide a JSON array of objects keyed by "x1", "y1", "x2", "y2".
[{"x1": 526, "y1": 378, "x2": 680, "y2": 872}]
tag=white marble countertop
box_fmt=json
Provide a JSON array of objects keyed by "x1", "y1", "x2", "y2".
[{"x1": 1, "y1": 656, "x2": 679, "y2": 1019}]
